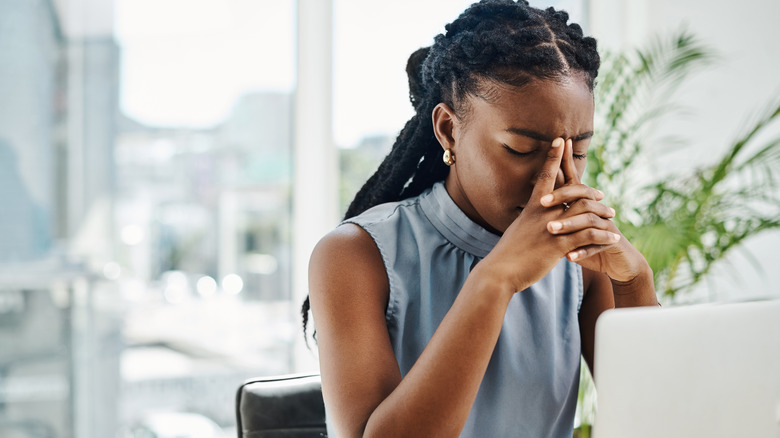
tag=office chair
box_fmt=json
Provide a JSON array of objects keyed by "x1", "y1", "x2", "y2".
[{"x1": 236, "y1": 374, "x2": 327, "y2": 438}]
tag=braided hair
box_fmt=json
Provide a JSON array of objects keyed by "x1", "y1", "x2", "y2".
[{"x1": 302, "y1": 0, "x2": 600, "y2": 343}]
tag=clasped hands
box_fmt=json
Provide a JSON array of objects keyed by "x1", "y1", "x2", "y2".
[
  {"x1": 537, "y1": 137, "x2": 644, "y2": 283},
  {"x1": 486, "y1": 136, "x2": 648, "y2": 291}
]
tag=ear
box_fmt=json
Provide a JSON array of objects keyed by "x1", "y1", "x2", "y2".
[{"x1": 431, "y1": 103, "x2": 458, "y2": 152}]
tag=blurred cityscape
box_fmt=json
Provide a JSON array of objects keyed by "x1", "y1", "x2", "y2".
[{"x1": 0, "y1": 1, "x2": 389, "y2": 437}]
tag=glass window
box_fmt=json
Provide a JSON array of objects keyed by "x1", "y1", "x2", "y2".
[
  {"x1": 115, "y1": 1, "x2": 297, "y2": 435},
  {"x1": 1, "y1": 1, "x2": 295, "y2": 436}
]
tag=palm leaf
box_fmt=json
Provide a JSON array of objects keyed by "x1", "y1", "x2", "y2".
[{"x1": 592, "y1": 28, "x2": 780, "y2": 299}]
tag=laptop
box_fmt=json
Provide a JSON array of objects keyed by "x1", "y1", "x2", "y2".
[{"x1": 592, "y1": 298, "x2": 780, "y2": 438}]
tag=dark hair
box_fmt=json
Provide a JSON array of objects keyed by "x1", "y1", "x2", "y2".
[{"x1": 301, "y1": 0, "x2": 600, "y2": 343}]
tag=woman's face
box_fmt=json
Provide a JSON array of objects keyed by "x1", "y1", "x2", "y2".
[{"x1": 441, "y1": 76, "x2": 594, "y2": 234}]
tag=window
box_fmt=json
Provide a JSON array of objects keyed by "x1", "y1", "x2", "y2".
[{"x1": 1, "y1": 1, "x2": 296, "y2": 436}]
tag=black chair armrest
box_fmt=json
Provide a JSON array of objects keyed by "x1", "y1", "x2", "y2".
[{"x1": 236, "y1": 374, "x2": 327, "y2": 438}]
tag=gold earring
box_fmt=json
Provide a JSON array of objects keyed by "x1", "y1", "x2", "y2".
[{"x1": 443, "y1": 149, "x2": 455, "y2": 166}]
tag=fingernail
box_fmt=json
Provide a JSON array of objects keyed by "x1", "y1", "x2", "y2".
[
  {"x1": 552, "y1": 138, "x2": 564, "y2": 148},
  {"x1": 569, "y1": 251, "x2": 579, "y2": 261},
  {"x1": 611, "y1": 232, "x2": 621, "y2": 242},
  {"x1": 549, "y1": 221, "x2": 562, "y2": 232},
  {"x1": 609, "y1": 207, "x2": 616, "y2": 216},
  {"x1": 597, "y1": 190, "x2": 605, "y2": 198},
  {"x1": 541, "y1": 194, "x2": 553, "y2": 205}
]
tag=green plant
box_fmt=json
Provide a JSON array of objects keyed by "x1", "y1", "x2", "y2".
[
  {"x1": 573, "y1": 358, "x2": 597, "y2": 437},
  {"x1": 575, "y1": 29, "x2": 780, "y2": 437},
  {"x1": 587, "y1": 29, "x2": 780, "y2": 298}
]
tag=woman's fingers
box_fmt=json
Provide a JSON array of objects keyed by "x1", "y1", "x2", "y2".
[
  {"x1": 540, "y1": 139, "x2": 602, "y2": 208},
  {"x1": 540, "y1": 184, "x2": 604, "y2": 207},
  {"x1": 561, "y1": 138, "x2": 580, "y2": 185},
  {"x1": 567, "y1": 244, "x2": 613, "y2": 262},
  {"x1": 546, "y1": 204, "x2": 615, "y2": 235},
  {"x1": 556, "y1": 228, "x2": 621, "y2": 253},
  {"x1": 529, "y1": 137, "x2": 565, "y2": 206}
]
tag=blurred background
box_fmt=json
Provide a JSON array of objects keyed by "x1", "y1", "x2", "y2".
[{"x1": 0, "y1": 0, "x2": 777, "y2": 437}]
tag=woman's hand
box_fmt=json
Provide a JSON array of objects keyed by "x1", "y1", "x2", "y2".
[
  {"x1": 540, "y1": 139, "x2": 649, "y2": 283},
  {"x1": 481, "y1": 138, "x2": 624, "y2": 293}
]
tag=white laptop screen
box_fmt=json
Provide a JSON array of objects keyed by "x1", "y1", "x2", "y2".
[{"x1": 593, "y1": 299, "x2": 780, "y2": 438}]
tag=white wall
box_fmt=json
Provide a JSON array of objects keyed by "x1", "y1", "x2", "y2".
[{"x1": 590, "y1": 0, "x2": 780, "y2": 302}]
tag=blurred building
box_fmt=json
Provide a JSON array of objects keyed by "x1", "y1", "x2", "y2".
[
  {"x1": 338, "y1": 134, "x2": 393, "y2": 215},
  {"x1": 0, "y1": 0, "x2": 62, "y2": 262},
  {"x1": 3, "y1": 0, "x2": 323, "y2": 436},
  {"x1": 114, "y1": 91, "x2": 294, "y2": 301},
  {"x1": 0, "y1": 1, "x2": 121, "y2": 437},
  {"x1": 113, "y1": 91, "x2": 297, "y2": 429}
]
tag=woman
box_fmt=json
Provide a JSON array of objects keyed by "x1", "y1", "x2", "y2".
[{"x1": 303, "y1": 1, "x2": 659, "y2": 436}]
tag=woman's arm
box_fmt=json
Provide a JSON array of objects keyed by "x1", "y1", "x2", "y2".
[{"x1": 310, "y1": 224, "x2": 515, "y2": 438}]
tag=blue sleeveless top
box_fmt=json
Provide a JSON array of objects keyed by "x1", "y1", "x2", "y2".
[{"x1": 338, "y1": 182, "x2": 583, "y2": 438}]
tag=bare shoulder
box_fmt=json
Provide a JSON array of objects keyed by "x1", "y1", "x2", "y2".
[
  {"x1": 310, "y1": 223, "x2": 384, "y2": 269},
  {"x1": 308, "y1": 224, "x2": 401, "y2": 436},
  {"x1": 307, "y1": 222, "x2": 392, "y2": 347},
  {"x1": 308, "y1": 223, "x2": 389, "y2": 305}
]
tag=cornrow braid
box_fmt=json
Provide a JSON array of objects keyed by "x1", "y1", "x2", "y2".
[{"x1": 302, "y1": 0, "x2": 600, "y2": 344}]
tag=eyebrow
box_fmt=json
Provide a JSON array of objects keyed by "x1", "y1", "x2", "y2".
[{"x1": 506, "y1": 128, "x2": 594, "y2": 142}]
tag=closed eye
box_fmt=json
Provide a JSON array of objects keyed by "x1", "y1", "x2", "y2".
[
  {"x1": 573, "y1": 153, "x2": 587, "y2": 160},
  {"x1": 503, "y1": 144, "x2": 535, "y2": 157}
]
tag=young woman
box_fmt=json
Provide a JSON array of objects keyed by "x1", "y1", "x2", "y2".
[{"x1": 303, "y1": 1, "x2": 659, "y2": 436}]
